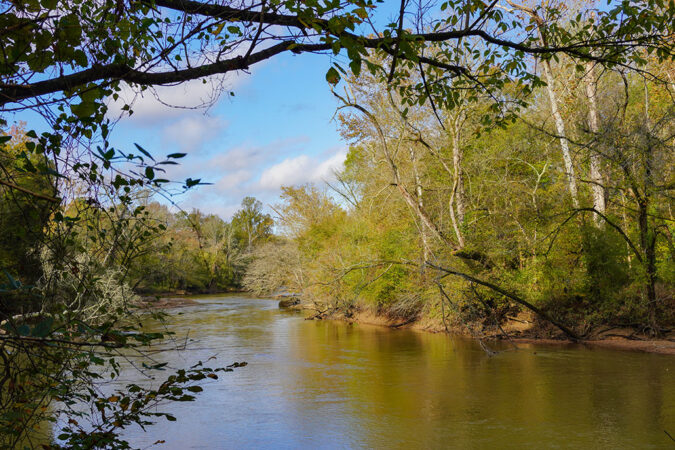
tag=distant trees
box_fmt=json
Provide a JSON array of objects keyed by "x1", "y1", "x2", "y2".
[
  {"x1": 242, "y1": 240, "x2": 302, "y2": 296},
  {"x1": 128, "y1": 196, "x2": 272, "y2": 293},
  {"x1": 231, "y1": 196, "x2": 273, "y2": 253}
]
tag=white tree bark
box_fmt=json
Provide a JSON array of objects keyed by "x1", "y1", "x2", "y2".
[
  {"x1": 450, "y1": 115, "x2": 466, "y2": 248},
  {"x1": 541, "y1": 58, "x2": 580, "y2": 208},
  {"x1": 506, "y1": 1, "x2": 580, "y2": 208},
  {"x1": 584, "y1": 62, "x2": 607, "y2": 223},
  {"x1": 410, "y1": 146, "x2": 431, "y2": 261}
]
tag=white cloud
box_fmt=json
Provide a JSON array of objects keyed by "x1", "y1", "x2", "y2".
[
  {"x1": 213, "y1": 169, "x2": 252, "y2": 192},
  {"x1": 209, "y1": 145, "x2": 272, "y2": 171},
  {"x1": 106, "y1": 46, "x2": 261, "y2": 126},
  {"x1": 107, "y1": 79, "x2": 220, "y2": 124},
  {"x1": 149, "y1": 139, "x2": 345, "y2": 220},
  {"x1": 314, "y1": 150, "x2": 348, "y2": 181},
  {"x1": 165, "y1": 136, "x2": 310, "y2": 181},
  {"x1": 162, "y1": 115, "x2": 227, "y2": 152},
  {"x1": 258, "y1": 148, "x2": 347, "y2": 190},
  {"x1": 175, "y1": 189, "x2": 242, "y2": 220},
  {"x1": 258, "y1": 155, "x2": 312, "y2": 190}
]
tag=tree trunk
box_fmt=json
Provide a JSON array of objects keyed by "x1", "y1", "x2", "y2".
[
  {"x1": 641, "y1": 85, "x2": 658, "y2": 331},
  {"x1": 507, "y1": 1, "x2": 580, "y2": 207},
  {"x1": 451, "y1": 119, "x2": 466, "y2": 225},
  {"x1": 410, "y1": 146, "x2": 430, "y2": 262},
  {"x1": 450, "y1": 116, "x2": 466, "y2": 248},
  {"x1": 638, "y1": 198, "x2": 658, "y2": 330},
  {"x1": 584, "y1": 62, "x2": 607, "y2": 224},
  {"x1": 541, "y1": 58, "x2": 579, "y2": 208}
]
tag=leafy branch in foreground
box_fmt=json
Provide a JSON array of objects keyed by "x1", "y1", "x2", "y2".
[
  {"x1": 51, "y1": 361, "x2": 247, "y2": 449},
  {"x1": 0, "y1": 123, "x2": 243, "y2": 447}
]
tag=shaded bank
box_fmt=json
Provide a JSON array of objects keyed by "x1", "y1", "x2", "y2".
[{"x1": 290, "y1": 304, "x2": 675, "y2": 356}]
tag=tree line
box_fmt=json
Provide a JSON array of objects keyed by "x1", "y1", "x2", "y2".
[
  {"x1": 131, "y1": 197, "x2": 273, "y2": 294},
  {"x1": 1, "y1": 0, "x2": 673, "y2": 445},
  {"x1": 245, "y1": 55, "x2": 674, "y2": 337}
]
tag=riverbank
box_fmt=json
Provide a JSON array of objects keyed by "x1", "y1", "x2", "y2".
[
  {"x1": 134, "y1": 289, "x2": 246, "y2": 309},
  {"x1": 307, "y1": 307, "x2": 675, "y2": 356},
  {"x1": 134, "y1": 296, "x2": 201, "y2": 309}
]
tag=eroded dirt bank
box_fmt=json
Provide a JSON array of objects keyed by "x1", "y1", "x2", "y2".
[{"x1": 304, "y1": 307, "x2": 675, "y2": 356}]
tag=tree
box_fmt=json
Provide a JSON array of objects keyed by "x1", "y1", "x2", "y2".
[
  {"x1": 0, "y1": 125, "x2": 58, "y2": 297},
  {"x1": 231, "y1": 196, "x2": 272, "y2": 253},
  {"x1": 249, "y1": 23, "x2": 673, "y2": 338},
  {"x1": 242, "y1": 239, "x2": 303, "y2": 296},
  {"x1": 1, "y1": 0, "x2": 673, "y2": 120},
  {"x1": 1, "y1": 0, "x2": 674, "y2": 444}
]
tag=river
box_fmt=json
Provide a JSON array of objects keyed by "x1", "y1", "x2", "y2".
[{"x1": 110, "y1": 294, "x2": 673, "y2": 448}]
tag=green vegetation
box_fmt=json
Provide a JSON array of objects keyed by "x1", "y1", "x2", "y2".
[
  {"x1": 247, "y1": 62, "x2": 674, "y2": 337},
  {"x1": 130, "y1": 197, "x2": 272, "y2": 294},
  {"x1": 0, "y1": 0, "x2": 673, "y2": 446}
]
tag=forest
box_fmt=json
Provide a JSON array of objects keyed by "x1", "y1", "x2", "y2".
[
  {"x1": 0, "y1": 0, "x2": 673, "y2": 446},
  {"x1": 245, "y1": 60, "x2": 674, "y2": 339}
]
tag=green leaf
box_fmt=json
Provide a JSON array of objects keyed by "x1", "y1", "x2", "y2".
[
  {"x1": 185, "y1": 178, "x2": 201, "y2": 188},
  {"x1": 31, "y1": 317, "x2": 54, "y2": 338},
  {"x1": 3, "y1": 270, "x2": 20, "y2": 289},
  {"x1": 145, "y1": 167, "x2": 155, "y2": 180},
  {"x1": 135, "y1": 143, "x2": 155, "y2": 161},
  {"x1": 325, "y1": 67, "x2": 341, "y2": 85},
  {"x1": 349, "y1": 58, "x2": 362, "y2": 77},
  {"x1": 167, "y1": 153, "x2": 187, "y2": 159},
  {"x1": 70, "y1": 102, "x2": 97, "y2": 118},
  {"x1": 0, "y1": 136, "x2": 11, "y2": 145}
]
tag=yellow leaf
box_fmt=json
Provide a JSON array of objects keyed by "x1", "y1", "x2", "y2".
[{"x1": 212, "y1": 23, "x2": 225, "y2": 35}]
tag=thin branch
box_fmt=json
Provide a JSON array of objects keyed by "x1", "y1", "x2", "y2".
[
  {"x1": 0, "y1": 178, "x2": 61, "y2": 203},
  {"x1": 387, "y1": 0, "x2": 408, "y2": 83}
]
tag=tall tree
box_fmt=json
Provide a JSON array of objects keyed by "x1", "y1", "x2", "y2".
[{"x1": 232, "y1": 196, "x2": 273, "y2": 252}]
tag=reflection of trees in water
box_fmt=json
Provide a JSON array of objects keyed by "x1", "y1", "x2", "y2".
[
  {"x1": 282, "y1": 320, "x2": 674, "y2": 448},
  {"x1": 88, "y1": 298, "x2": 674, "y2": 448}
]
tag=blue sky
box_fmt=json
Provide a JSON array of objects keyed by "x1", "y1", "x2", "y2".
[
  {"x1": 5, "y1": 50, "x2": 349, "y2": 220},
  {"x1": 104, "y1": 51, "x2": 348, "y2": 219},
  {"x1": 103, "y1": 1, "x2": 407, "y2": 219},
  {"x1": 5, "y1": 1, "x2": 411, "y2": 220}
]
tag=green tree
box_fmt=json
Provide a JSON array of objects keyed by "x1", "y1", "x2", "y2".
[{"x1": 231, "y1": 196, "x2": 273, "y2": 253}]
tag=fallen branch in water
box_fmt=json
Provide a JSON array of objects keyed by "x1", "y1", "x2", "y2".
[
  {"x1": 313, "y1": 258, "x2": 582, "y2": 341},
  {"x1": 425, "y1": 260, "x2": 581, "y2": 342}
]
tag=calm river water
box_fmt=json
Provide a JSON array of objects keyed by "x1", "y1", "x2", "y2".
[{"x1": 112, "y1": 295, "x2": 673, "y2": 449}]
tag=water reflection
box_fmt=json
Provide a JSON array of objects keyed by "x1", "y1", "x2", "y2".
[{"x1": 110, "y1": 295, "x2": 673, "y2": 449}]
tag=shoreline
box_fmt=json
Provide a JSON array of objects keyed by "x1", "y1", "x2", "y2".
[
  {"x1": 139, "y1": 294, "x2": 674, "y2": 355},
  {"x1": 133, "y1": 290, "x2": 246, "y2": 309},
  {"x1": 134, "y1": 296, "x2": 201, "y2": 309},
  {"x1": 306, "y1": 307, "x2": 675, "y2": 356}
]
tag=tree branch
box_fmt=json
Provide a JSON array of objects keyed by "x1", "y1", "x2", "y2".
[
  {"x1": 0, "y1": 178, "x2": 61, "y2": 203},
  {"x1": 4, "y1": 0, "x2": 665, "y2": 106}
]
